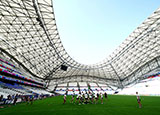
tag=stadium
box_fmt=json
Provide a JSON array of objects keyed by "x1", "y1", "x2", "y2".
[{"x1": 0, "y1": 0, "x2": 160, "y2": 115}]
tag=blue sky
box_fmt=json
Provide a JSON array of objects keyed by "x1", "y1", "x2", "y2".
[{"x1": 53, "y1": 0, "x2": 160, "y2": 64}]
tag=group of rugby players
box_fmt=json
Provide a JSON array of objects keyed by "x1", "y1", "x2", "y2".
[
  {"x1": 63, "y1": 91, "x2": 142, "y2": 108},
  {"x1": 63, "y1": 90, "x2": 108, "y2": 105}
]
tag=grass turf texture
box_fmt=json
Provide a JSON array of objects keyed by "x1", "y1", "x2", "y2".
[{"x1": 0, "y1": 95, "x2": 160, "y2": 115}]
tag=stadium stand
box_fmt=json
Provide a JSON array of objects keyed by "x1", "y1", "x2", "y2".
[
  {"x1": 0, "y1": 57, "x2": 53, "y2": 107},
  {"x1": 1, "y1": 1, "x2": 160, "y2": 110}
]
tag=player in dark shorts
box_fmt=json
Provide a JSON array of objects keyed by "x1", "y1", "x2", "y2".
[
  {"x1": 13, "y1": 94, "x2": 18, "y2": 105},
  {"x1": 136, "y1": 92, "x2": 142, "y2": 108},
  {"x1": 26, "y1": 96, "x2": 29, "y2": 105},
  {"x1": 30, "y1": 94, "x2": 35, "y2": 105},
  {"x1": 80, "y1": 92, "x2": 84, "y2": 104},
  {"x1": 97, "y1": 92, "x2": 99, "y2": 100},
  {"x1": 104, "y1": 92, "x2": 108, "y2": 100},
  {"x1": 76, "y1": 92, "x2": 80, "y2": 104},
  {"x1": 91, "y1": 92, "x2": 94, "y2": 104},
  {"x1": 89, "y1": 92, "x2": 92, "y2": 103}
]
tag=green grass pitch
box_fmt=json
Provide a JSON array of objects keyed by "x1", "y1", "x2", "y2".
[{"x1": 0, "y1": 95, "x2": 160, "y2": 115}]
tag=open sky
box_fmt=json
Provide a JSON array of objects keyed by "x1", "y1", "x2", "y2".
[{"x1": 53, "y1": 0, "x2": 160, "y2": 64}]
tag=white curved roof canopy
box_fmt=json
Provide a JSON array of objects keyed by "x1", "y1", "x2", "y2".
[{"x1": 0, "y1": 0, "x2": 160, "y2": 89}]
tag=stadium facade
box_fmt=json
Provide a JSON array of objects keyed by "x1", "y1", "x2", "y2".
[{"x1": 1, "y1": 0, "x2": 160, "y2": 94}]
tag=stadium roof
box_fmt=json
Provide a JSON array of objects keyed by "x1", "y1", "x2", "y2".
[{"x1": 0, "y1": 0, "x2": 160, "y2": 89}]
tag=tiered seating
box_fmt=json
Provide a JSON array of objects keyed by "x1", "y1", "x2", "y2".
[
  {"x1": 89, "y1": 83, "x2": 98, "y2": 92},
  {"x1": 0, "y1": 57, "x2": 54, "y2": 107},
  {"x1": 26, "y1": 87, "x2": 52, "y2": 95},
  {"x1": 79, "y1": 82, "x2": 88, "y2": 92},
  {"x1": 0, "y1": 58, "x2": 15, "y2": 68},
  {"x1": 0, "y1": 91, "x2": 8, "y2": 99},
  {"x1": 0, "y1": 81, "x2": 52, "y2": 99},
  {"x1": 0, "y1": 87, "x2": 19, "y2": 96},
  {"x1": 55, "y1": 84, "x2": 67, "y2": 95},
  {"x1": 0, "y1": 64, "x2": 22, "y2": 75},
  {"x1": 0, "y1": 69, "x2": 44, "y2": 88},
  {"x1": 0, "y1": 58, "x2": 45, "y2": 88},
  {"x1": 119, "y1": 77, "x2": 160, "y2": 96},
  {"x1": 147, "y1": 72, "x2": 160, "y2": 79},
  {"x1": 68, "y1": 82, "x2": 79, "y2": 95},
  {"x1": 0, "y1": 81, "x2": 32, "y2": 96}
]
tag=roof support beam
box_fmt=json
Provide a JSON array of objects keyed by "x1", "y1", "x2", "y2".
[{"x1": 110, "y1": 63, "x2": 124, "y2": 89}]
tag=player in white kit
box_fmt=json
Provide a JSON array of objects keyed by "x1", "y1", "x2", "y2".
[
  {"x1": 63, "y1": 94, "x2": 67, "y2": 104},
  {"x1": 84, "y1": 92, "x2": 88, "y2": 104},
  {"x1": 100, "y1": 93, "x2": 103, "y2": 104}
]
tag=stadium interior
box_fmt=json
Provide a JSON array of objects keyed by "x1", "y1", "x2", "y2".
[{"x1": 0, "y1": 0, "x2": 160, "y2": 114}]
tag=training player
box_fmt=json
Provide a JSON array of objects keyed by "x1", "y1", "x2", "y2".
[
  {"x1": 100, "y1": 92, "x2": 103, "y2": 104},
  {"x1": 97, "y1": 92, "x2": 99, "y2": 101},
  {"x1": 104, "y1": 92, "x2": 108, "y2": 100},
  {"x1": 76, "y1": 92, "x2": 81, "y2": 105},
  {"x1": 84, "y1": 92, "x2": 88, "y2": 104},
  {"x1": 91, "y1": 92, "x2": 94, "y2": 104},
  {"x1": 71, "y1": 92, "x2": 75, "y2": 103},
  {"x1": 136, "y1": 92, "x2": 142, "y2": 108},
  {"x1": 80, "y1": 92, "x2": 84, "y2": 104},
  {"x1": 94, "y1": 92, "x2": 98, "y2": 104},
  {"x1": 63, "y1": 94, "x2": 67, "y2": 104},
  {"x1": 30, "y1": 94, "x2": 35, "y2": 105},
  {"x1": 89, "y1": 92, "x2": 92, "y2": 103}
]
